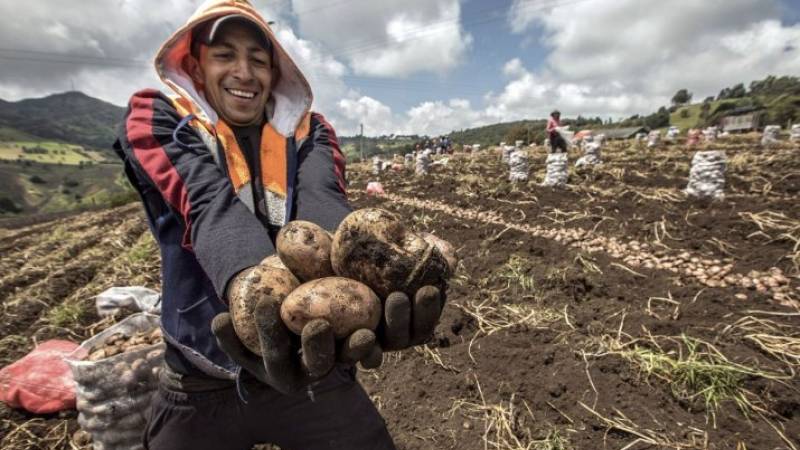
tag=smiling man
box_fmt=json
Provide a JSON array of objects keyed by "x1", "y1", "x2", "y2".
[{"x1": 112, "y1": 1, "x2": 448, "y2": 449}]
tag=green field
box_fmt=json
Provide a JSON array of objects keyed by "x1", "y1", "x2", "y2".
[
  {"x1": 0, "y1": 159, "x2": 132, "y2": 215},
  {"x1": 0, "y1": 141, "x2": 107, "y2": 165}
]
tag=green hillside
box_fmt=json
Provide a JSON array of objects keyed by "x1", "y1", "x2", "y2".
[{"x1": 0, "y1": 91, "x2": 126, "y2": 156}]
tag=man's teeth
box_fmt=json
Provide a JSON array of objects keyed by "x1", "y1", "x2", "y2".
[{"x1": 226, "y1": 88, "x2": 256, "y2": 99}]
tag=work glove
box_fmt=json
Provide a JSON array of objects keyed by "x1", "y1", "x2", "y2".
[
  {"x1": 211, "y1": 268, "x2": 377, "y2": 394},
  {"x1": 361, "y1": 284, "x2": 447, "y2": 369}
]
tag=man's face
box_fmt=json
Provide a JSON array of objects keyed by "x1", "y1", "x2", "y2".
[{"x1": 193, "y1": 22, "x2": 274, "y2": 127}]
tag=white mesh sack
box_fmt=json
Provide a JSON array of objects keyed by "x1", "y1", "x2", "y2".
[
  {"x1": 415, "y1": 152, "x2": 431, "y2": 176},
  {"x1": 508, "y1": 149, "x2": 529, "y2": 182},
  {"x1": 66, "y1": 313, "x2": 165, "y2": 450},
  {"x1": 576, "y1": 142, "x2": 602, "y2": 167},
  {"x1": 501, "y1": 145, "x2": 514, "y2": 163},
  {"x1": 372, "y1": 156, "x2": 383, "y2": 175},
  {"x1": 646, "y1": 131, "x2": 661, "y2": 148},
  {"x1": 685, "y1": 150, "x2": 726, "y2": 199},
  {"x1": 404, "y1": 153, "x2": 414, "y2": 165},
  {"x1": 703, "y1": 127, "x2": 718, "y2": 143},
  {"x1": 761, "y1": 125, "x2": 781, "y2": 146},
  {"x1": 791, "y1": 124, "x2": 800, "y2": 142},
  {"x1": 542, "y1": 152, "x2": 569, "y2": 187},
  {"x1": 666, "y1": 127, "x2": 680, "y2": 142}
]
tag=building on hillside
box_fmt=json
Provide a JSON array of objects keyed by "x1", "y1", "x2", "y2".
[
  {"x1": 720, "y1": 107, "x2": 765, "y2": 133},
  {"x1": 590, "y1": 126, "x2": 649, "y2": 140}
]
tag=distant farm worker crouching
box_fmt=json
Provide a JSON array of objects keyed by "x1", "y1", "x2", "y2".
[{"x1": 547, "y1": 110, "x2": 567, "y2": 153}]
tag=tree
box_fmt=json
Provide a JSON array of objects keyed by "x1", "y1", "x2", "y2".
[
  {"x1": 729, "y1": 83, "x2": 747, "y2": 99},
  {"x1": 672, "y1": 89, "x2": 692, "y2": 106}
]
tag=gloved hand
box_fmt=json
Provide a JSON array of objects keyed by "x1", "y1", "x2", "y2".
[
  {"x1": 359, "y1": 285, "x2": 447, "y2": 370},
  {"x1": 211, "y1": 267, "x2": 378, "y2": 394}
]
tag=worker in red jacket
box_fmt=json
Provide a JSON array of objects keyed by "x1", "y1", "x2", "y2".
[{"x1": 113, "y1": 1, "x2": 445, "y2": 448}]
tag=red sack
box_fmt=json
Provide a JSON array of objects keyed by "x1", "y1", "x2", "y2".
[
  {"x1": 366, "y1": 182, "x2": 385, "y2": 195},
  {"x1": 0, "y1": 339, "x2": 79, "y2": 413}
]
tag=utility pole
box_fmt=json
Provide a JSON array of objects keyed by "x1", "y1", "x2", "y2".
[{"x1": 359, "y1": 123, "x2": 364, "y2": 162}]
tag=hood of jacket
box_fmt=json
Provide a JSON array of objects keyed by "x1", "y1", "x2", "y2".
[{"x1": 154, "y1": 0, "x2": 312, "y2": 136}]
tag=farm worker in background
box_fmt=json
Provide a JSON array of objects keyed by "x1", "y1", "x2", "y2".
[
  {"x1": 113, "y1": 1, "x2": 446, "y2": 448},
  {"x1": 547, "y1": 110, "x2": 567, "y2": 153}
]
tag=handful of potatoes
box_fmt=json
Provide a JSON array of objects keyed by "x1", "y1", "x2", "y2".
[{"x1": 230, "y1": 210, "x2": 455, "y2": 355}]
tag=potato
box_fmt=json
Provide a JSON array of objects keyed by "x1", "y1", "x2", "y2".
[
  {"x1": 229, "y1": 265, "x2": 300, "y2": 354},
  {"x1": 421, "y1": 232, "x2": 457, "y2": 275},
  {"x1": 280, "y1": 277, "x2": 381, "y2": 338},
  {"x1": 277, "y1": 221, "x2": 335, "y2": 282},
  {"x1": 331, "y1": 209, "x2": 450, "y2": 298}
]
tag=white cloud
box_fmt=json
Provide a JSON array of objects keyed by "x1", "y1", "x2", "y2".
[
  {"x1": 499, "y1": 0, "x2": 800, "y2": 119},
  {"x1": 290, "y1": 0, "x2": 471, "y2": 77}
]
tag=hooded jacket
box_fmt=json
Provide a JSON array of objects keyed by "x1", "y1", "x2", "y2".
[{"x1": 114, "y1": 0, "x2": 351, "y2": 379}]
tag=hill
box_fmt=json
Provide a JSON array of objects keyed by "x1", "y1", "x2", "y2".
[{"x1": 0, "y1": 91, "x2": 126, "y2": 155}]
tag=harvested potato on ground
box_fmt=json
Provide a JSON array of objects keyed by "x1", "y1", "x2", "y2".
[
  {"x1": 280, "y1": 277, "x2": 381, "y2": 338},
  {"x1": 276, "y1": 220, "x2": 335, "y2": 282},
  {"x1": 229, "y1": 265, "x2": 299, "y2": 354},
  {"x1": 331, "y1": 208, "x2": 451, "y2": 298}
]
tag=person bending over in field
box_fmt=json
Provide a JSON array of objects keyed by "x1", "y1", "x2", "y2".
[{"x1": 114, "y1": 1, "x2": 446, "y2": 448}]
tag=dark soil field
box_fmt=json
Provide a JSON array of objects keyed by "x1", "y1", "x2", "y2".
[{"x1": 1, "y1": 134, "x2": 798, "y2": 449}]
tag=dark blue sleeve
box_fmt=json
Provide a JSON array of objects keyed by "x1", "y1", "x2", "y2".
[{"x1": 292, "y1": 112, "x2": 353, "y2": 231}]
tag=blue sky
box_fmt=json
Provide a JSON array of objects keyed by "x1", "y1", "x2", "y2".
[{"x1": 0, "y1": 0, "x2": 798, "y2": 136}]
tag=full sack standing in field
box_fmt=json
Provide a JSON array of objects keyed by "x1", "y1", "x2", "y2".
[{"x1": 685, "y1": 150, "x2": 726, "y2": 199}]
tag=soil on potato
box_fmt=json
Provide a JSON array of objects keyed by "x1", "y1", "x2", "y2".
[{"x1": 2, "y1": 135, "x2": 799, "y2": 449}]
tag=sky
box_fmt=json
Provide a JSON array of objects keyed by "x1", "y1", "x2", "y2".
[{"x1": 0, "y1": 0, "x2": 798, "y2": 137}]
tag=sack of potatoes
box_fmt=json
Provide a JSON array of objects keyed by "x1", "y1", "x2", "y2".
[
  {"x1": 229, "y1": 208, "x2": 456, "y2": 355},
  {"x1": 66, "y1": 313, "x2": 165, "y2": 450}
]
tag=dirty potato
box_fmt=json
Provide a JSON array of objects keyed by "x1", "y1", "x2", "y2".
[
  {"x1": 421, "y1": 232, "x2": 457, "y2": 275},
  {"x1": 276, "y1": 220, "x2": 335, "y2": 282},
  {"x1": 229, "y1": 265, "x2": 300, "y2": 354},
  {"x1": 280, "y1": 277, "x2": 381, "y2": 338},
  {"x1": 331, "y1": 208, "x2": 450, "y2": 298}
]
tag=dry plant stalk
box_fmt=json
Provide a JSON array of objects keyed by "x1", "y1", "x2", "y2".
[
  {"x1": 579, "y1": 402, "x2": 709, "y2": 449},
  {"x1": 450, "y1": 377, "x2": 572, "y2": 450},
  {"x1": 722, "y1": 316, "x2": 800, "y2": 371},
  {"x1": 457, "y1": 296, "x2": 559, "y2": 336},
  {"x1": 414, "y1": 344, "x2": 459, "y2": 373}
]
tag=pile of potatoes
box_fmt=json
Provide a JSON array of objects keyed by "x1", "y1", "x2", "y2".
[
  {"x1": 230, "y1": 208, "x2": 455, "y2": 354},
  {"x1": 87, "y1": 328, "x2": 163, "y2": 361}
]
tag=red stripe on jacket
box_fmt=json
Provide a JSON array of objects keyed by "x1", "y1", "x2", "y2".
[
  {"x1": 126, "y1": 90, "x2": 194, "y2": 250},
  {"x1": 314, "y1": 113, "x2": 347, "y2": 197}
]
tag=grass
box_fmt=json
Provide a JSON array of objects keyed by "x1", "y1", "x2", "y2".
[
  {"x1": 598, "y1": 334, "x2": 789, "y2": 424},
  {"x1": 495, "y1": 255, "x2": 536, "y2": 293},
  {"x1": 46, "y1": 301, "x2": 87, "y2": 328}
]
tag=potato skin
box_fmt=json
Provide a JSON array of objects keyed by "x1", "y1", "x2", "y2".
[
  {"x1": 331, "y1": 209, "x2": 450, "y2": 298},
  {"x1": 421, "y1": 233, "x2": 457, "y2": 276},
  {"x1": 229, "y1": 265, "x2": 300, "y2": 354},
  {"x1": 280, "y1": 277, "x2": 381, "y2": 338},
  {"x1": 276, "y1": 221, "x2": 335, "y2": 282}
]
